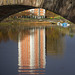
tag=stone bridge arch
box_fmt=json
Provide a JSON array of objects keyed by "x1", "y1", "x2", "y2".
[{"x1": 0, "y1": 0, "x2": 75, "y2": 23}]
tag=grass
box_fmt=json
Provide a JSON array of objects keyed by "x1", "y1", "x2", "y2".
[
  {"x1": 6, "y1": 17, "x2": 39, "y2": 20},
  {"x1": 5, "y1": 16, "x2": 65, "y2": 21},
  {"x1": 0, "y1": 21, "x2": 52, "y2": 27},
  {"x1": 0, "y1": 22, "x2": 12, "y2": 26},
  {"x1": 0, "y1": 15, "x2": 73, "y2": 27},
  {"x1": 48, "y1": 16, "x2": 65, "y2": 19}
]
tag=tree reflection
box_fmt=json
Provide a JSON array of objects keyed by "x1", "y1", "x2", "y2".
[
  {"x1": 46, "y1": 27, "x2": 65, "y2": 56},
  {"x1": 0, "y1": 28, "x2": 18, "y2": 43},
  {"x1": 0, "y1": 29, "x2": 9, "y2": 42},
  {"x1": 0, "y1": 26, "x2": 74, "y2": 57}
]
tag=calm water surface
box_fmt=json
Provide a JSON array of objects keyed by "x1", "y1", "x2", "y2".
[{"x1": 0, "y1": 26, "x2": 75, "y2": 75}]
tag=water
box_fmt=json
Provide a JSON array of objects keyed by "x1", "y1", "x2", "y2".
[{"x1": 0, "y1": 26, "x2": 75, "y2": 75}]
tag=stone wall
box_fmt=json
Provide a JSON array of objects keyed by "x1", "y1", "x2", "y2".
[
  {"x1": 0, "y1": 0, "x2": 44, "y2": 7},
  {"x1": 43, "y1": 0, "x2": 75, "y2": 23},
  {"x1": 0, "y1": 0, "x2": 75, "y2": 23}
]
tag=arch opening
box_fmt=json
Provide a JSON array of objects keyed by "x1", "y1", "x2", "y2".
[{"x1": 0, "y1": 4, "x2": 75, "y2": 24}]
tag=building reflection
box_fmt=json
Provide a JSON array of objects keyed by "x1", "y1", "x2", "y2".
[{"x1": 18, "y1": 28, "x2": 46, "y2": 75}]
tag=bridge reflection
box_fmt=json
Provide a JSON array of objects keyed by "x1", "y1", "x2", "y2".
[{"x1": 18, "y1": 28, "x2": 46, "y2": 75}]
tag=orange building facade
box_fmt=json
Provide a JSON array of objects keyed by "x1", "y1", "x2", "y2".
[
  {"x1": 24, "y1": 8, "x2": 45, "y2": 18},
  {"x1": 18, "y1": 28, "x2": 46, "y2": 74}
]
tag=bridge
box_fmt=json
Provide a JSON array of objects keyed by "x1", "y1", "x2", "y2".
[{"x1": 0, "y1": 0, "x2": 75, "y2": 23}]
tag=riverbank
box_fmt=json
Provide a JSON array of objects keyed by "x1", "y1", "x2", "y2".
[
  {"x1": 1, "y1": 17, "x2": 71, "y2": 23},
  {"x1": 0, "y1": 17, "x2": 74, "y2": 27},
  {"x1": 0, "y1": 21, "x2": 52, "y2": 27}
]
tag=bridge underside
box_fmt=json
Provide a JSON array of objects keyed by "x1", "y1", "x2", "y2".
[
  {"x1": 0, "y1": 5, "x2": 37, "y2": 21},
  {"x1": 0, "y1": 0, "x2": 75, "y2": 23},
  {"x1": 42, "y1": 0, "x2": 75, "y2": 24}
]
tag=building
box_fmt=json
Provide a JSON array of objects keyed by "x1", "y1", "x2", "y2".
[
  {"x1": 18, "y1": 28, "x2": 46, "y2": 75},
  {"x1": 28, "y1": 8, "x2": 45, "y2": 19},
  {"x1": 11, "y1": 8, "x2": 45, "y2": 19}
]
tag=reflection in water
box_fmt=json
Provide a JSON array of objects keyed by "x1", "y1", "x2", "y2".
[
  {"x1": 18, "y1": 28, "x2": 46, "y2": 75},
  {"x1": 46, "y1": 27, "x2": 65, "y2": 56},
  {"x1": 0, "y1": 25, "x2": 75, "y2": 75},
  {"x1": 1, "y1": 26, "x2": 75, "y2": 75},
  {"x1": 0, "y1": 28, "x2": 18, "y2": 42}
]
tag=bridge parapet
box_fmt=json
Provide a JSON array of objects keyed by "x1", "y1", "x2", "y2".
[{"x1": 0, "y1": 0, "x2": 44, "y2": 7}]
